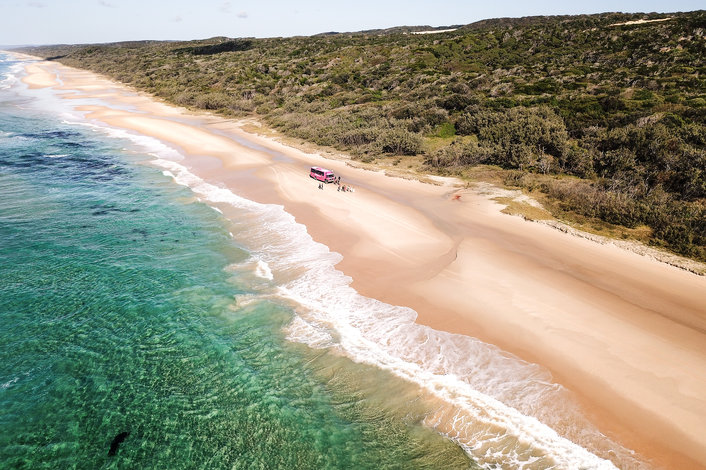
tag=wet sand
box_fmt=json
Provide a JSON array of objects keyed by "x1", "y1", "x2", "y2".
[{"x1": 18, "y1": 57, "x2": 706, "y2": 469}]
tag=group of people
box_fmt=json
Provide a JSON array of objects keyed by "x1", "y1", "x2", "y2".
[{"x1": 316, "y1": 176, "x2": 355, "y2": 193}]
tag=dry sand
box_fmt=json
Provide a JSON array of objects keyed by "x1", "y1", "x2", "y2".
[
  {"x1": 18, "y1": 58, "x2": 706, "y2": 469},
  {"x1": 20, "y1": 62, "x2": 58, "y2": 88}
]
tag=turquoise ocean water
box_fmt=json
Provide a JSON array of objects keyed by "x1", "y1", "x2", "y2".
[
  {"x1": 0, "y1": 54, "x2": 470, "y2": 469},
  {"x1": 0, "y1": 53, "x2": 647, "y2": 469}
]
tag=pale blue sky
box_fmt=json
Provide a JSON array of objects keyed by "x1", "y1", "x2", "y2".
[{"x1": 1, "y1": 0, "x2": 703, "y2": 45}]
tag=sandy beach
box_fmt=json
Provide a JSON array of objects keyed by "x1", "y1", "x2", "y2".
[{"x1": 17, "y1": 57, "x2": 706, "y2": 469}]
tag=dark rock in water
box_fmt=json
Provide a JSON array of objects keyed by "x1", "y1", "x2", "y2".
[{"x1": 108, "y1": 431, "x2": 129, "y2": 456}]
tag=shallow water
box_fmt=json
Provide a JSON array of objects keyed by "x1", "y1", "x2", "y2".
[
  {"x1": 0, "y1": 54, "x2": 471, "y2": 469},
  {"x1": 0, "y1": 53, "x2": 648, "y2": 469}
]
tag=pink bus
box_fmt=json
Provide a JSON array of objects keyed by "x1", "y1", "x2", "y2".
[{"x1": 309, "y1": 166, "x2": 336, "y2": 183}]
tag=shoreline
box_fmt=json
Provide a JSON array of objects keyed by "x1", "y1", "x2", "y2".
[{"x1": 14, "y1": 56, "x2": 706, "y2": 469}]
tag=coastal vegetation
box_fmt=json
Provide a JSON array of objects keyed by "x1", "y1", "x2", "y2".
[{"x1": 19, "y1": 11, "x2": 706, "y2": 261}]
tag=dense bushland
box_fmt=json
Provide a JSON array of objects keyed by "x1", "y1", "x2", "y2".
[{"x1": 19, "y1": 11, "x2": 706, "y2": 260}]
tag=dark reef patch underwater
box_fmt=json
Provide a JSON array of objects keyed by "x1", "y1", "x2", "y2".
[{"x1": 108, "y1": 431, "x2": 129, "y2": 456}]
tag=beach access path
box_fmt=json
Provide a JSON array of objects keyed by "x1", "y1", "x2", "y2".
[{"x1": 18, "y1": 57, "x2": 706, "y2": 470}]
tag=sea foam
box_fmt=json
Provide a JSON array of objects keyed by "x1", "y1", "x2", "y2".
[
  {"x1": 61, "y1": 120, "x2": 185, "y2": 163},
  {"x1": 254, "y1": 260, "x2": 274, "y2": 281},
  {"x1": 0, "y1": 62, "x2": 23, "y2": 90}
]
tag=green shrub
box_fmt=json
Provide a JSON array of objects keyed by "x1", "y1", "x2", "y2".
[
  {"x1": 434, "y1": 122, "x2": 456, "y2": 138},
  {"x1": 379, "y1": 128, "x2": 423, "y2": 155}
]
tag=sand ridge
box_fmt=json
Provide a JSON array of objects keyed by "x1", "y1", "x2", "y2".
[{"x1": 17, "y1": 57, "x2": 706, "y2": 469}]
